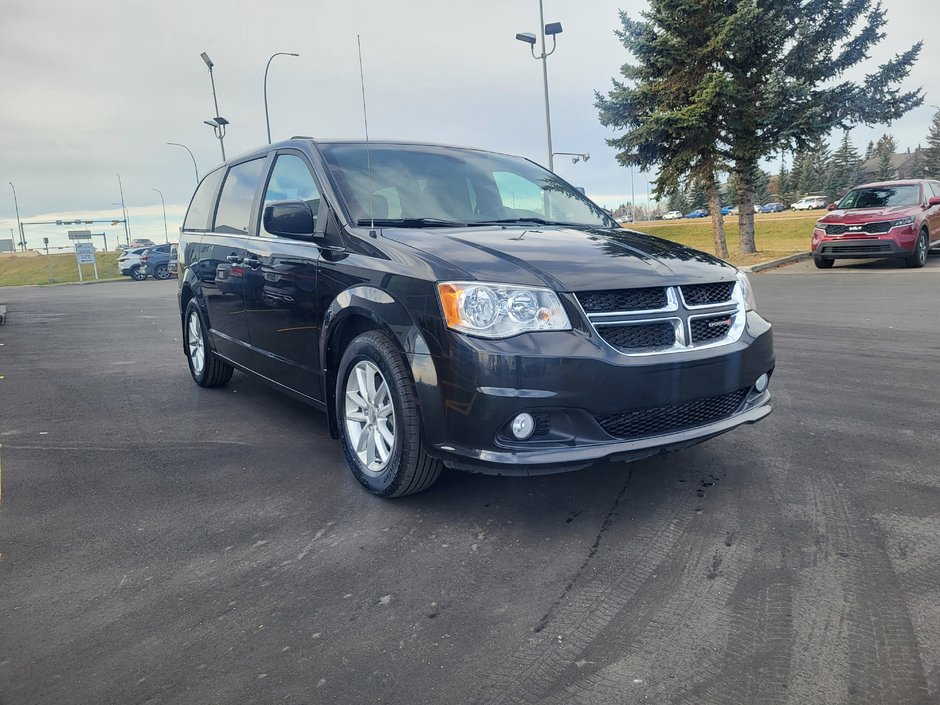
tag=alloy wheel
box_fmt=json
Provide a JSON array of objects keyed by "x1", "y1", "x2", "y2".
[
  {"x1": 187, "y1": 310, "x2": 205, "y2": 375},
  {"x1": 344, "y1": 360, "x2": 396, "y2": 475}
]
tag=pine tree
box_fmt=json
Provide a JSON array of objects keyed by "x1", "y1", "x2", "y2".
[
  {"x1": 829, "y1": 131, "x2": 862, "y2": 199},
  {"x1": 874, "y1": 134, "x2": 898, "y2": 180},
  {"x1": 596, "y1": 4, "x2": 732, "y2": 257},
  {"x1": 865, "y1": 141, "x2": 876, "y2": 160},
  {"x1": 776, "y1": 159, "x2": 790, "y2": 205},
  {"x1": 924, "y1": 110, "x2": 940, "y2": 178}
]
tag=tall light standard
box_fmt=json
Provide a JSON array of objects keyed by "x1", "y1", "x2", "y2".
[
  {"x1": 8, "y1": 182, "x2": 24, "y2": 251},
  {"x1": 153, "y1": 188, "x2": 169, "y2": 243},
  {"x1": 167, "y1": 142, "x2": 199, "y2": 184},
  {"x1": 264, "y1": 52, "x2": 300, "y2": 144},
  {"x1": 115, "y1": 173, "x2": 131, "y2": 246},
  {"x1": 200, "y1": 52, "x2": 228, "y2": 160},
  {"x1": 515, "y1": 2, "x2": 563, "y2": 172},
  {"x1": 552, "y1": 152, "x2": 589, "y2": 164}
]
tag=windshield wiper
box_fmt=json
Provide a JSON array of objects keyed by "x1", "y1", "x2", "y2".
[
  {"x1": 356, "y1": 217, "x2": 467, "y2": 228},
  {"x1": 473, "y1": 217, "x2": 560, "y2": 226}
]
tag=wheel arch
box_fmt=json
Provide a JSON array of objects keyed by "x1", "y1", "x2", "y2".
[{"x1": 321, "y1": 286, "x2": 437, "y2": 439}]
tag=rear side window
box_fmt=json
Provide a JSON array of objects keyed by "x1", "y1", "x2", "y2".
[
  {"x1": 183, "y1": 167, "x2": 224, "y2": 231},
  {"x1": 214, "y1": 158, "x2": 267, "y2": 235},
  {"x1": 930, "y1": 182, "x2": 940, "y2": 198}
]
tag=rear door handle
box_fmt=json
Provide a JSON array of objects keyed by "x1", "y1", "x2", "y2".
[
  {"x1": 243, "y1": 256, "x2": 262, "y2": 268},
  {"x1": 225, "y1": 255, "x2": 243, "y2": 264}
]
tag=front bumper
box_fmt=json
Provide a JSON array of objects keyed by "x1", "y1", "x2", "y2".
[
  {"x1": 410, "y1": 310, "x2": 775, "y2": 475},
  {"x1": 812, "y1": 226, "x2": 917, "y2": 259}
]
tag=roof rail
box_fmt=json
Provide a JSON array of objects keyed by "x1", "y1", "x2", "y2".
[{"x1": 290, "y1": 135, "x2": 315, "y2": 140}]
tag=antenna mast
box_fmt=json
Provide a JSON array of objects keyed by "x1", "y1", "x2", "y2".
[{"x1": 357, "y1": 35, "x2": 375, "y2": 232}]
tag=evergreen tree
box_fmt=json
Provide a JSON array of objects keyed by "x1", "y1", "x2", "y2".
[
  {"x1": 776, "y1": 159, "x2": 790, "y2": 204},
  {"x1": 829, "y1": 131, "x2": 862, "y2": 199},
  {"x1": 666, "y1": 188, "x2": 689, "y2": 213},
  {"x1": 924, "y1": 110, "x2": 940, "y2": 178},
  {"x1": 597, "y1": 4, "x2": 732, "y2": 257},
  {"x1": 865, "y1": 140, "x2": 876, "y2": 160},
  {"x1": 907, "y1": 146, "x2": 925, "y2": 180},
  {"x1": 797, "y1": 138, "x2": 831, "y2": 196},
  {"x1": 874, "y1": 134, "x2": 898, "y2": 179}
]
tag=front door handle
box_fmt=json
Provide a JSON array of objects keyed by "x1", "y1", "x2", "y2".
[
  {"x1": 225, "y1": 254, "x2": 243, "y2": 264},
  {"x1": 243, "y1": 256, "x2": 262, "y2": 268}
]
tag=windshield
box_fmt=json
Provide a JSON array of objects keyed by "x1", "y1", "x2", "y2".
[
  {"x1": 318, "y1": 143, "x2": 614, "y2": 228},
  {"x1": 837, "y1": 185, "x2": 921, "y2": 209}
]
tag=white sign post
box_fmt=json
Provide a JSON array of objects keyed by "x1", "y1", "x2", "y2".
[{"x1": 74, "y1": 242, "x2": 98, "y2": 282}]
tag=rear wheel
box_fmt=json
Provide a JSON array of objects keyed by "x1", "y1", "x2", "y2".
[
  {"x1": 153, "y1": 264, "x2": 171, "y2": 280},
  {"x1": 183, "y1": 300, "x2": 233, "y2": 387},
  {"x1": 337, "y1": 331, "x2": 442, "y2": 497},
  {"x1": 813, "y1": 256, "x2": 834, "y2": 269},
  {"x1": 129, "y1": 265, "x2": 147, "y2": 281},
  {"x1": 906, "y1": 231, "x2": 928, "y2": 268}
]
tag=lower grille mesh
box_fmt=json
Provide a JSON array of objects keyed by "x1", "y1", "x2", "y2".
[
  {"x1": 596, "y1": 388, "x2": 749, "y2": 439},
  {"x1": 597, "y1": 322, "x2": 676, "y2": 352}
]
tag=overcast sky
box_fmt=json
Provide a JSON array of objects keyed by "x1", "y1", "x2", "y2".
[{"x1": 1, "y1": 0, "x2": 938, "y2": 249}]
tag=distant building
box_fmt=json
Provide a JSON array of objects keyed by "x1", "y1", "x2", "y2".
[{"x1": 859, "y1": 148, "x2": 928, "y2": 182}]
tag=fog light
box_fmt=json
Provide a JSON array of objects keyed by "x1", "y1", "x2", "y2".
[
  {"x1": 510, "y1": 413, "x2": 535, "y2": 440},
  {"x1": 755, "y1": 373, "x2": 769, "y2": 393}
]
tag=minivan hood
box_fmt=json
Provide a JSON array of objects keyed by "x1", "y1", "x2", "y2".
[
  {"x1": 380, "y1": 226, "x2": 735, "y2": 291},
  {"x1": 821, "y1": 205, "x2": 917, "y2": 223}
]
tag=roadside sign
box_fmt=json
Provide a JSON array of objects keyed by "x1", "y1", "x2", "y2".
[
  {"x1": 68, "y1": 230, "x2": 92, "y2": 240},
  {"x1": 74, "y1": 242, "x2": 99, "y2": 282}
]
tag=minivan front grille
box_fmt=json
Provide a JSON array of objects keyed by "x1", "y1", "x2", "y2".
[
  {"x1": 681, "y1": 282, "x2": 734, "y2": 307},
  {"x1": 596, "y1": 321, "x2": 677, "y2": 352},
  {"x1": 596, "y1": 388, "x2": 749, "y2": 439},
  {"x1": 576, "y1": 287, "x2": 668, "y2": 313},
  {"x1": 690, "y1": 314, "x2": 735, "y2": 344}
]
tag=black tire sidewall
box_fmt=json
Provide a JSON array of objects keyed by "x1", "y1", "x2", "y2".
[
  {"x1": 183, "y1": 300, "x2": 209, "y2": 385},
  {"x1": 154, "y1": 264, "x2": 169, "y2": 280},
  {"x1": 336, "y1": 335, "x2": 410, "y2": 495},
  {"x1": 130, "y1": 266, "x2": 146, "y2": 281}
]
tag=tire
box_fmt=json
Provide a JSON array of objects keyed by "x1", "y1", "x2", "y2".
[
  {"x1": 129, "y1": 265, "x2": 147, "y2": 281},
  {"x1": 183, "y1": 300, "x2": 233, "y2": 388},
  {"x1": 337, "y1": 331, "x2": 443, "y2": 497},
  {"x1": 153, "y1": 264, "x2": 171, "y2": 280},
  {"x1": 813, "y1": 256, "x2": 834, "y2": 269},
  {"x1": 906, "y1": 231, "x2": 928, "y2": 268}
]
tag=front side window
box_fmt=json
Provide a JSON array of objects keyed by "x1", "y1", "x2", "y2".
[
  {"x1": 319, "y1": 143, "x2": 614, "y2": 229},
  {"x1": 183, "y1": 167, "x2": 224, "y2": 231},
  {"x1": 261, "y1": 154, "x2": 322, "y2": 237},
  {"x1": 214, "y1": 158, "x2": 267, "y2": 235},
  {"x1": 837, "y1": 185, "x2": 921, "y2": 209}
]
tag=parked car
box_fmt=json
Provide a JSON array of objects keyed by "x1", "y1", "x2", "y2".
[
  {"x1": 117, "y1": 246, "x2": 151, "y2": 281},
  {"x1": 138, "y1": 243, "x2": 174, "y2": 280},
  {"x1": 729, "y1": 205, "x2": 760, "y2": 215},
  {"x1": 662, "y1": 210, "x2": 683, "y2": 220},
  {"x1": 167, "y1": 243, "x2": 179, "y2": 278},
  {"x1": 178, "y1": 139, "x2": 774, "y2": 497},
  {"x1": 684, "y1": 209, "x2": 708, "y2": 218},
  {"x1": 721, "y1": 205, "x2": 734, "y2": 216},
  {"x1": 811, "y1": 179, "x2": 940, "y2": 269},
  {"x1": 759, "y1": 202, "x2": 786, "y2": 213},
  {"x1": 791, "y1": 196, "x2": 827, "y2": 210}
]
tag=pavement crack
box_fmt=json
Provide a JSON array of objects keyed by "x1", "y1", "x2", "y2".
[{"x1": 533, "y1": 471, "x2": 633, "y2": 634}]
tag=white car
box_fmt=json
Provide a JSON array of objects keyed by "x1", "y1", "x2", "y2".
[
  {"x1": 662, "y1": 210, "x2": 683, "y2": 220},
  {"x1": 791, "y1": 196, "x2": 827, "y2": 210},
  {"x1": 117, "y1": 247, "x2": 150, "y2": 281}
]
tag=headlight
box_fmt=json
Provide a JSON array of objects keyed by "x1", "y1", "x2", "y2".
[
  {"x1": 814, "y1": 221, "x2": 826, "y2": 231},
  {"x1": 736, "y1": 271, "x2": 756, "y2": 312},
  {"x1": 437, "y1": 281, "x2": 571, "y2": 338},
  {"x1": 891, "y1": 216, "x2": 915, "y2": 227}
]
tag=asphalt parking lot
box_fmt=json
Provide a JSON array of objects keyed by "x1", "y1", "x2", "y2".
[{"x1": 1, "y1": 256, "x2": 939, "y2": 705}]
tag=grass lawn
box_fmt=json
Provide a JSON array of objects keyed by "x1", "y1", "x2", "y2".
[
  {"x1": 0, "y1": 252, "x2": 125, "y2": 287},
  {"x1": 628, "y1": 209, "x2": 819, "y2": 266}
]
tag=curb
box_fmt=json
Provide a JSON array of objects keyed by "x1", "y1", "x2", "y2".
[
  {"x1": 0, "y1": 277, "x2": 130, "y2": 291},
  {"x1": 741, "y1": 252, "x2": 811, "y2": 273}
]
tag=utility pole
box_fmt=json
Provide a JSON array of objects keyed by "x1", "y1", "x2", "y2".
[
  {"x1": 8, "y1": 182, "x2": 24, "y2": 251},
  {"x1": 116, "y1": 174, "x2": 131, "y2": 245}
]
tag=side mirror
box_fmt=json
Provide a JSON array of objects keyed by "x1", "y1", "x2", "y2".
[
  {"x1": 928, "y1": 196, "x2": 940, "y2": 208},
  {"x1": 263, "y1": 200, "x2": 319, "y2": 239},
  {"x1": 827, "y1": 202, "x2": 838, "y2": 211}
]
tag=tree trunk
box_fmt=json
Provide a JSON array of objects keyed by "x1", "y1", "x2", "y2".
[
  {"x1": 705, "y1": 177, "x2": 729, "y2": 259},
  {"x1": 735, "y1": 160, "x2": 757, "y2": 254}
]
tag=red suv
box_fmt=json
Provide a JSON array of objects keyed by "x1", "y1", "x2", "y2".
[{"x1": 811, "y1": 179, "x2": 940, "y2": 269}]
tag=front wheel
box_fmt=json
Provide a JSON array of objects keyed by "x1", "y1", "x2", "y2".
[
  {"x1": 813, "y1": 256, "x2": 834, "y2": 269},
  {"x1": 129, "y1": 266, "x2": 147, "y2": 281},
  {"x1": 183, "y1": 300, "x2": 233, "y2": 387},
  {"x1": 906, "y1": 231, "x2": 928, "y2": 268},
  {"x1": 337, "y1": 331, "x2": 442, "y2": 497}
]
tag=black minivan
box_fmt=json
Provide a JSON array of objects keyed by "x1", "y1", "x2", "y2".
[{"x1": 178, "y1": 139, "x2": 774, "y2": 497}]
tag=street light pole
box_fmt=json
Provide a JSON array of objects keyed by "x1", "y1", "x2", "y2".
[
  {"x1": 201, "y1": 52, "x2": 227, "y2": 161},
  {"x1": 8, "y1": 182, "x2": 24, "y2": 251},
  {"x1": 264, "y1": 52, "x2": 300, "y2": 144},
  {"x1": 516, "y1": 1, "x2": 563, "y2": 172},
  {"x1": 116, "y1": 174, "x2": 131, "y2": 246},
  {"x1": 153, "y1": 188, "x2": 169, "y2": 244},
  {"x1": 167, "y1": 142, "x2": 199, "y2": 184}
]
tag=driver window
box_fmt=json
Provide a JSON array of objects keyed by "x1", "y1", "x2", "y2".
[
  {"x1": 262, "y1": 154, "x2": 321, "y2": 238},
  {"x1": 493, "y1": 171, "x2": 544, "y2": 216}
]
